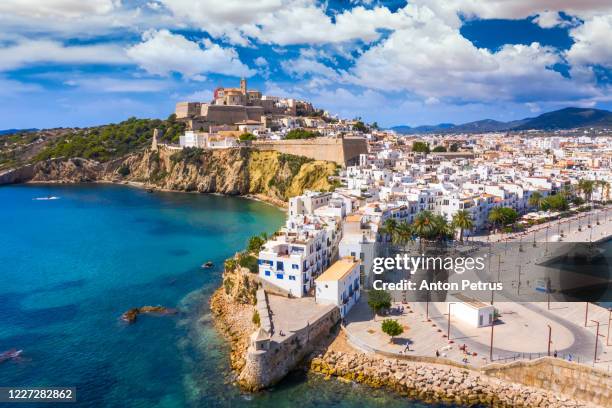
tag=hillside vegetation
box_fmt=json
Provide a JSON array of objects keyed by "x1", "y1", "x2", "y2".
[
  {"x1": 0, "y1": 116, "x2": 184, "y2": 170},
  {"x1": 34, "y1": 116, "x2": 184, "y2": 162}
]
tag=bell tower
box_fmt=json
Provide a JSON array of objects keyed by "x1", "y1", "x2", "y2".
[{"x1": 240, "y1": 77, "x2": 247, "y2": 95}]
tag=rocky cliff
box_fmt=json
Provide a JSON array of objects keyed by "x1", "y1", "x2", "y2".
[{"x1": 0, "y1": 146, "x2": 339, "y2": 205}]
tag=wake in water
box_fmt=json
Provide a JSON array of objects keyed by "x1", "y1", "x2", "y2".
[{"x1": 33, "y1": 196, "x2": 60, "y2": 200}]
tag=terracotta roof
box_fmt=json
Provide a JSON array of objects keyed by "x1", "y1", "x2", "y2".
[{"x1": 316, "y1": 257, "x2": 359, "y2": 282}]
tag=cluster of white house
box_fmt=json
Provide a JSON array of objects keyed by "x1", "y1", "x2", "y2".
[{"x1": 254, "y1": 132, "x2": 612, "y2": 321}]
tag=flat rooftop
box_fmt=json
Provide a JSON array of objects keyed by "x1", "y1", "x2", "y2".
[{"x1": 316, "y1": 256, "x2": 359, "y2": 282}]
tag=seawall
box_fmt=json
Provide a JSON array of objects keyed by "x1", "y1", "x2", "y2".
[
  {"x1": 238, "y1": 294, "x2": 340, "y2": 390},
  {"x1": 310, "y1": 348, "x2": 600, "y2": 407}
]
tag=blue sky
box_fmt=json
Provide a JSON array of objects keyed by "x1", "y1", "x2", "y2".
[{"x1": 0, "y1": 0, "x2": 611, "y2": 129}]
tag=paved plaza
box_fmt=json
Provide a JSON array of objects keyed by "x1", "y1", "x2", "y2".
[{"x1": 344, "y1": 293, "x2": 612, "y2": 370}]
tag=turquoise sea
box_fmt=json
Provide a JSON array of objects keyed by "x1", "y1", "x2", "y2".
[{"x1": 0, "y1": 184, "x2": 449, "y2": 408}]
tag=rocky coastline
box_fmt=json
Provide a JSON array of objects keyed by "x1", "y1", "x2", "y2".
[{"x1": 0, "y1": 146, "x2": 337, "y2": 210}]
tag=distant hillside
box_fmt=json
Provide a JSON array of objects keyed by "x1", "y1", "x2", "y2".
[
  {"x1": 389, "y1": 123, "x2": 454, "y2": 134},
  {"x1": 391, "y1": 107, "x2": 612, "y2": 134},
  {"x1": 0, "y1": 128, "x2": 38, "y2": 136},
  {"x1": 513, "y1": 107, "x2": 612, "y2": 130}
]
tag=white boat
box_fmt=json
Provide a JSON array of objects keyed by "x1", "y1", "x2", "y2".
[{"x1": 33, "y1": 196, "x2": 60, "y2": 200}]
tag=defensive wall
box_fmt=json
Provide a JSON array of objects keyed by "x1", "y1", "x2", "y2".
[
  {"x1": 252, "y1": 136, "x2": 368, "y2": 166},
  {"x1": 238, "y1": 297, "x2": 340, "y2": 390}
]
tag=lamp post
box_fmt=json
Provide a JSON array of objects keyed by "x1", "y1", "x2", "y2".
[
  {"x1": 585, "y1": 302, "x2": 589, "y2": 327},
  {"x1": 591, "y1": 320, "x2": 600, "y2": 364},
  {"x1": 606, "y1": 308, "x2": 612, "y2": 346},
  {"x1": 489, "y1": 313, "x2": 495, "y2": 362},
  {"x1": 547, "y1": 324, "x2": 552, "y2": 357},
  {"x1": 447, "y1": 302, "x2": 455, "y2": 341}
]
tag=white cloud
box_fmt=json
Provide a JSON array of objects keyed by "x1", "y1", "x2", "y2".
[
  {"x1": 414, "y1": 0, "x2": 612, "y2": 23},
  {"x1": 64, "y1": 77, "x2": 171, "y2": 93},
  {"x1": 254, "y1": 57, "x2": 268, "y2": 67},
  {"x1": 566, "y1": 15, "x2": 612, "y2": 69},
  {"x1": 0, "y1": 39, "x2": 128, "y2": 71},
  {"x1": 126, "y1": 29, "x2": 254, "y2": 79},
  {"x1": 0, "y1": 0, "x2": 118, "y2": 19},
  {"x1": 344, "y1": 4, "x2": 602, "y2": 104},
  {"x1": 533, "y1": 11, "x2": 565, "y2": 28}
]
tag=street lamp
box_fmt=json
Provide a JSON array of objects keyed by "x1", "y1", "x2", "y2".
[
  {"x1": 447, "y1": 302, "x2": 455, "y2": 341},
  {"x1": 489, "y1": 312, "x2": 495, "y2": 362},
  {"x1": 547, "y1": 324, "x2": 552, "y2": 357},
  {"x1": 584, "y1": 302, "x2": 590, "y2": 327},
  {"x1": 607, "y1": 308, "x2": 612, "y2": 347},
  {"x1": 591, "y1": 320, "x2": 600, "y2": 365}
]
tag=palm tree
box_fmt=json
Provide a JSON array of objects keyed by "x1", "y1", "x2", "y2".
[
  {"x1": 411, "y1": 211, "x2": 437, "y2": 242},
  {"x1": 578, "y1": 179, "x2": 595, "y2": 204},
  {"x1": 393, "y1": 221, "x2": 412, "y2": 247},
  {"x1": 488, "y1": 207, "x2": 503, "y2": 233},
  {"x1": 597, "y1": 180, "x2": 609, "y2": 203},
  {"x1": 528, "y1": 191, "x2": 543, "y2": 209},
  {"x1": 379, "y1": 218, "x2": 398, "y2": 243},
  {"x1": 452, "y1": 210, "x2": 474, "y2": 242}
]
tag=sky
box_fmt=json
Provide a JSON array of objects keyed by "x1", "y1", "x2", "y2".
[{"x1": 0, "y1": 0, "x2": 611, "y2": 129}]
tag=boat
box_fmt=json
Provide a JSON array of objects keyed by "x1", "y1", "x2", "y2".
[
  {"x1": 33, "y1": 196, "x2": 60, "y2": 201},
  {"x1": 201, "y1": 261, "x2": 214, "y2": 269},
  {"x1": 0, "y1": 349, "x2": 23, "y2": 363}
]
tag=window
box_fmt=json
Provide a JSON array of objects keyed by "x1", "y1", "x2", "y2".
[
  {"x1": 277, "y1": 261, "x2": 284, "y2": 271},
  {"x1": 264, "y1": 270, "x2": 270, "y2": 277},
  {"x1": 276, "y1": 274, "x2": 283, "y2": 280},
  {"x1": 289, "y1": 276, "x2": 296, "y2": 281},
  {"x1": 292, "y1": 264, "x2": 299, "y2": 270},
  {"x1": 351, "y1": 251, "x2": 356, "y2": 257}
]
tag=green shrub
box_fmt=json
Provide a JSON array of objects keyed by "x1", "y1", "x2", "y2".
[
  {"x1": 368, "y1": 290, "x2": 391, "y2": 315},
  {"x1": 381, "y1": 319, "x2": 403, "y2": 341},
  {"x1": 285, "y1": 129, "x2": 320, "y2": 139},
  {"x1": 252, "y1": 310, "x2": 260, "y2": 327},
  {"x1": 238, "y1": 253, "x2": 258, "y2": 273}
]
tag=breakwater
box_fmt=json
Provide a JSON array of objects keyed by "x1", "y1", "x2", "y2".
[{"x1": 310, "y1": 349, "x2": 593, "y2": 407}]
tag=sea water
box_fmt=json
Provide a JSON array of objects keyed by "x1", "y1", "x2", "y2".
[{"x1": 0, "y1": 184, "x2": 454, "y2": 407}]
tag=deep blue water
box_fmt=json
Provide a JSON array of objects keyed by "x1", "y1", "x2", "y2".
[{"x1": 0, "y1": 184, "x2": 448, "y2": 408}]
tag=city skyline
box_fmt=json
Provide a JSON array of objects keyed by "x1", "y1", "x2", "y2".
[{"x1": 1, "y1": 0, "x2": 611, "y2": 129}]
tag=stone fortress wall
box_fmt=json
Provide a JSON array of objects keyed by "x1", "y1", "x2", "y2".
[
  {"x1": 482, "y1": 357, "x2": 611, "y2": 407},
  {"x1": 252, "y1": 136, "x2": 368, "y2": 166},
  {"x1": 238, "y1": 296, "x2": 340, "y2": 391}
]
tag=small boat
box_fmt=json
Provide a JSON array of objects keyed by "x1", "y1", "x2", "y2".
[
  {"x1": 33, "y1": 196, "x2": 60, "y2": 201},
  {"x1": 0, "y1": 349, "x2": 23, "y2": 363},
  {"x1": 146, "y1": 188, "x2": 154, "y2": 193},
  {"x1": 201, "y1": 261, "x2": 214, "y2": 269}
]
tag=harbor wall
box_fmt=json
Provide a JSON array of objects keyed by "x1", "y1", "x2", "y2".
[{"x1": 482, "y1": 357, "x2": 612, "y2": 407}]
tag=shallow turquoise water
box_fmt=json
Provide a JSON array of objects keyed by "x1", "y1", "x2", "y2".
[{"x1": 0, "y1": 184, "x2": 451, "y2": 407}]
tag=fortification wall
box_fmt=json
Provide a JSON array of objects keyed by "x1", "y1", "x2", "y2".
[
  {"x1": 252, "y1": 137, "x2": 367, "y2": 166},
  {"x1": 238, "y1": 306, "x2": 340, "y2": 390},
  {"x1": 481, "y1": 357, "x2": 611, "y2": 407}
]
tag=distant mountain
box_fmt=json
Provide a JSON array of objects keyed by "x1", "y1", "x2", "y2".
[
  {"x1": 0, "y1": 128, "x2": 38, "y2": 136},
  {"x1": 389, "y1": 123, "x2": 454, "y2": 134},
  {"x1": 513, "y1": 107, "x2": 612, "y2": 130},
  {"x1": 390, "y1": 107, "x2": 612, "y2": 134}
]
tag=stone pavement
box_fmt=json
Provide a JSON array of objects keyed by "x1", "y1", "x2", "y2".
[{"x1": 344, "y1": 293, "x2": 612, "y2": 370}]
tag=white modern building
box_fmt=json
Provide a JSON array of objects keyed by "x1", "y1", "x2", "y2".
[
  {"x1": 315, "y1": 256, "x2": 361, "y2": 317},
  {"x1": 451, "y1": 295, "x2": 495, "y2": 328}
]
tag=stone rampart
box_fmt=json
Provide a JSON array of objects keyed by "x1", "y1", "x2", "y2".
[
  {"x1": 481, "y1": 357, "x2": 611, "y2": 407},
  {"x1": 238, "y1": 305, "x2": 340, "y2": 390},
  {"x1": 252, "y1": 137, "x2": 367, "y2": 166}
]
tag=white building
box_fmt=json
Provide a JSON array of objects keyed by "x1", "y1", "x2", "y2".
[
  {"x1": 179, "y1": 130, "x2": 207, "y2": 148},
  {"x1": 315, "y1": 256, "x2": 361, "y2": 317},
  {"x1": 451, "y1": 295, "x2": 495, "y2": 328}
]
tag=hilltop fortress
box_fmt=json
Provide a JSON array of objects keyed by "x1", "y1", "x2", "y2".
[
  {"x1": 172, "y1": 79, "x2": 368, "y2": 166},
  {"x1": 175, "y1": 78, "x2": 315, "y2": 131}
]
